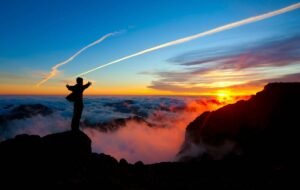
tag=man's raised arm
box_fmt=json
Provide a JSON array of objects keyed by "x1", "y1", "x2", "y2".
[
  {"x1": 83, "y1": 82, "x2": 92, "y2": 89},
  {"x1": 66, "y1": 84, "x2": 75, "y2": 91}
]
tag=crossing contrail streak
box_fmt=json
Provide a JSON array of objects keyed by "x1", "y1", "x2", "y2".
[
  {"x1": 36, "y1": 32, "x2": 119, "y2": 86},
  {"x1": 76, "y1": 2, "x2": 300, "y2": 77}
]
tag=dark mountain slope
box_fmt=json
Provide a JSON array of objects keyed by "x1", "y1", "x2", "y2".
[{"x1": 178, "y1": 83, "x2": 300, "y2": 161}]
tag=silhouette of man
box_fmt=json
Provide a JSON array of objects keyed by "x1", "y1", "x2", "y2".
[{"x1": 66, "y1": 77, "x2": 91, "y2": 131}]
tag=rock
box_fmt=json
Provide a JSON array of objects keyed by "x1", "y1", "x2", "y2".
[
  {"x1": 0, "y1": 130, "x2": 92, "y2": 185},
  {"x1": 178, "y1": 82, "x2": 300, "y2": 161},
  {"x1": 134, "y1": 161, "x2": 144, "y2": 167},
  {"x1": 119, "y1": 158, "x2": 129, "y2": 166},
  {"x1": 43, "y1": 130, "x2": 92, "y2": 162}
]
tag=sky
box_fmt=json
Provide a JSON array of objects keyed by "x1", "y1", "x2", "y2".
[{"x1": 0, "y1": 0, "x2": 300, "y2": 95}]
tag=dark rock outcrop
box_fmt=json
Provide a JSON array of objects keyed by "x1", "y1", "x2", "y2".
[
  {"x1": 178, "y1": 83, "x2": 300, "y2": 161},
  {"x1": 0, "y1": 128, "x2": 294, "y2": 189},
  {"x1": 0, "y1": 130, "x2": 92, "y2": 186}
]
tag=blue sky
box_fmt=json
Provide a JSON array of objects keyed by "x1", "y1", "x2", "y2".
[{"x1": 0, "y1": 0, "x2": 300, "y2": 95}]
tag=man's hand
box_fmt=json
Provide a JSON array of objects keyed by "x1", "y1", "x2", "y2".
[{"x1": 83, "y1": 81, "x2": 92, "y2": 89}]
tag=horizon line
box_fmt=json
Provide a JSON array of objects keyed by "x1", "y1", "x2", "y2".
[{"x1": 0, "y1": 93, "x2": 251, "y2": 97}]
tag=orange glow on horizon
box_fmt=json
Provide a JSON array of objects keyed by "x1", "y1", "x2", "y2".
[{"x1": 0, "y1": 83, "x2": 264, "y2": 96}]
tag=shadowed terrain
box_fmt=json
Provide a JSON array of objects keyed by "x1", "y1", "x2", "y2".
[
  {"x1": 0, "y1": 83, "x2": 297, "y2": 188},
  {"x1": 178, "y1": 83, "x2": 300, "y2": 162}
]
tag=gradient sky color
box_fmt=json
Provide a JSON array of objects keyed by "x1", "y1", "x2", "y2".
[{"x1": 1, "y1": 0, "x2": 300, "y2": 95}]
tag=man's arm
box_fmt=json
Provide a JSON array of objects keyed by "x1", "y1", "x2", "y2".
[
  {"x1": 66, "y1": 84, "x2": 75, "y2": 91},
  {"x1": 83, "y1": 82, "x2": 92, "y2": 89}
]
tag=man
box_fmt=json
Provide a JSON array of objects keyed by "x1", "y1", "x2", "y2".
[{"x1": 66, "y1": 77, "x2": 91, "y2": 131}]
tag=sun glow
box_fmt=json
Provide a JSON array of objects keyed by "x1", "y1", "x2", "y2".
[{"x1": 216, "y1": 90, "x2": 235, "y2": 103}]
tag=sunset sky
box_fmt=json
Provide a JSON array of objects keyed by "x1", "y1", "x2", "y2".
[{"x1": 1, "y1": 0, "x2": 300, "y2": 95}]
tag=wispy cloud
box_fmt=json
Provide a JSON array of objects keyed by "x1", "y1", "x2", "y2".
[
  {"x1": 76, "y1": 2, "x2": 300, "y2": 77},
  {"x1": 147, "y1": 35, "x2": 300, "y2": 94},
  {"x1": 36, "y1": 32, "x2": 120, "y2": 87},
  {"x1": 0, "y1": 72, "x2": 38, "y2": 84},
  {"x1": 173, "y1": 35, "x2": 300, "y2": 68}
]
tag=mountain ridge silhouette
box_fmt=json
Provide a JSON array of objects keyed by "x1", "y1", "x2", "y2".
[{"x1": 178, "y1": 82, "x2": 300, "y2": 162}]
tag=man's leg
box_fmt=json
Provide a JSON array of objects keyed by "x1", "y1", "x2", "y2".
[{"x1": 71, "y1": 103, "x2": 83, "y2": 131}]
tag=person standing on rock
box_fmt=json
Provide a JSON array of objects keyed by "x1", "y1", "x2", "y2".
[{"x1": 66, "y1": 77, "x2": 91, "y2": 131}]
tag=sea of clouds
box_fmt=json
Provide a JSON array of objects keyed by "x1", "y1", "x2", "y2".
[{"x1": 0, "y1": 95, "x2": 224, "y2": 163}]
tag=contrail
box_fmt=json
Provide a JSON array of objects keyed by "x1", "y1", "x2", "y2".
[
  {"x1": 76, "y1": 2, "x2": 300, "y2": 77},
  {"x1": 36, "y1": 32, "x2": 119, "y2": 86}
]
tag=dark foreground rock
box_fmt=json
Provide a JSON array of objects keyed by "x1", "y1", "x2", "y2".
[
  {"x1": 178, "y1": 83, "x2": 300, "y2": 162},
  {"x1": 0, "y1": 130, "x2": 295, "y2": 189}
]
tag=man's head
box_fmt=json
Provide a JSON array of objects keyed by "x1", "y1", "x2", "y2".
[{"x1": 76, "y1": 77, "x2": 83, "y2": 85}]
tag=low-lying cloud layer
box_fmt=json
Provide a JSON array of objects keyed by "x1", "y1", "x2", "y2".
[{"x1": 0, "y1": 96, "x2": 228, "y2": 163}]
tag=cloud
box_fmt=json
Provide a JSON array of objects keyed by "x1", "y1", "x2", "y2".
[
  {"x1": 36, "y1": 32, "x2": 119, "y2": 86},
  {"x1": 82, "y1": 97, "x2": 225, "y2": 164},
  {"x1": 0, "y1": 72, "x2": 38, "y2": 84},
  {"x1": 0, "y1": 114, "x2": 70, "y2": 141},
  {"x1": 0, "y1": 96, "x2": 227, "y2": 163},
  {"x1": 173, "y1": 35, "x2": 300, "y2": 69},
  {"x1": 226, "y1": 72, "x2": 300, "y2": 91},
  {"x1": 83, "y1": 122, "x2": 185, "y2": 164},
  {"x1": 76, "y1": 2, "x2": 300, "y2": 77},
  {"x1": 147, "y1": 35, "x2": 300, "y2": 93}
]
